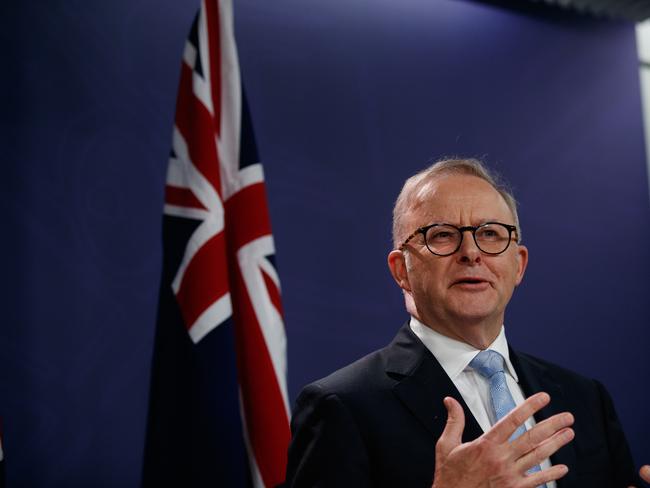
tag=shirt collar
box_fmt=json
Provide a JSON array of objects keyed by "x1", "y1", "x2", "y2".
[{"x1": 409, "y1": 316, "x2": 519, "y2": 383}]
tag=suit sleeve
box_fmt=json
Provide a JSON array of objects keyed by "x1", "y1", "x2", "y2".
[
  {"x1": 284, "y1": 383, "x2": 372, "y2": 488},
  {"x1": 594, "y1": 380, "x2": 641, "y2": 487}
]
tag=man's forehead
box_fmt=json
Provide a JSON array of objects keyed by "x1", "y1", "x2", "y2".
[
  {"x1": 416, "y1": 172, "x2": 495, "y2": 194},
  {"x1": 408, "y1": 174, "x2": 512, "y2": 222}
]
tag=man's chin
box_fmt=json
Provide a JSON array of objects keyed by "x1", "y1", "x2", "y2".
[{"x1": 446, "y1": 304, "x2": 502, "y2": 328}]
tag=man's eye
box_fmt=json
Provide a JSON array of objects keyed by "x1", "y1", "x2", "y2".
[
  {"x1": 431, "y1": 231, "x2": 453, "y2": 240},
  {"x1": 477, "y1": 229, "x2": 502, "y2": 240}
]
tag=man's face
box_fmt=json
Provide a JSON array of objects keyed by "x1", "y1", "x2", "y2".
[{"x1": 389, "y1": 174, "x2": 528, "y2": 345}]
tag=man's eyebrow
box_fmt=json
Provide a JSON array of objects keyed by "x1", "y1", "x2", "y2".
[
  {"x1": 477, "y1": 219, "x2": 505, "y2": 224},
  {"x1": 424, "y1": 219, "x2": 506, "y2": 226}
]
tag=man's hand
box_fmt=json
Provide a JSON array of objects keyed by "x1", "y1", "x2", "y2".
[
  {"x1": 432, "y1": 392, "x2": 574, "y2": 488},
  {"x1": 641, "y1": 465, "x2": 650, "y2": 483},
  {"x1": 628, "y1": 464, "x2": 650, "y2": 487}
]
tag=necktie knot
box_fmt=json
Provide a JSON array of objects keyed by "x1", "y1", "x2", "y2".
[{"x1": 469, "y1": 349, "x2": 506, "y2": 379}]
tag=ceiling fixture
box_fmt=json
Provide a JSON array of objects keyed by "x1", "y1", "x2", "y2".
[{"x1": 532, "y1": 0, "x2": 650, "y2": 22}]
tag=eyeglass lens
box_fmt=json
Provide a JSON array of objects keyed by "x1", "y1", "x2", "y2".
[{"x1": 425, "y1": 223, "x2": 512, "y2": 255}]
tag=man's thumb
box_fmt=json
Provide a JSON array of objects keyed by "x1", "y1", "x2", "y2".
[{"x1": 436, "y1": 397, "x2": 465, "y2": 457}]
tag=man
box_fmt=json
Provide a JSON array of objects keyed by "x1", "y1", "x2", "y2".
[{"x1": 284, "y1": 158, "x2": 646, "y2": 487}]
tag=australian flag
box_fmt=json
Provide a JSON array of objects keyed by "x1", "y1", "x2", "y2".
[{"x1": 142, "y1": 1, "x2": 290, "y2": 486}]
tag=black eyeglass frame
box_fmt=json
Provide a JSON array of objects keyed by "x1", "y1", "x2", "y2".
[{"x1": 399, "y1": 222, "x2": 519, "y2": 256}]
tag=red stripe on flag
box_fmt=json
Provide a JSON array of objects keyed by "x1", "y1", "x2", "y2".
[
  {"x1": 231, "y1": 265, "x2": 289, "y2": 487},
  {"x1": 204, "y1": 0, "x2": 222, "y2": 136},
  {"x1": 175, "y1": 63, "x2": 222, "y2": 198},
  {"x1": 261, "y1": 269, "x2": 284, "y2": 318},
  {"x1": 165, "y1": 185, "x2": 207, "y2": 210},
  {"x1": 175, "y1": 231, "x2": 229, "y2": 329},
  {"x1": 224, "y1": 183, "x2": 273, "y2": 250}
]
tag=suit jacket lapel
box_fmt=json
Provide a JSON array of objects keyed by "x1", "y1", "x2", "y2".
[
  {"x1": 510, "y1": 347, "x2": 578, "y2": 487},
  {"x1": 385, "y1": 323, "x2": 484, "y2": 444}
]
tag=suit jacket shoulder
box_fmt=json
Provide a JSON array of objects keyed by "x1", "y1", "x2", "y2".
[
  {"x1": 510, "y1": 349, "x2": 640, "y2": 487},
  {"x1": 284, "y1": 323, "x2": 481, "y2": 487}
]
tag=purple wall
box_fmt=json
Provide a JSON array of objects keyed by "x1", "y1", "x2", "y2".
[{"x1": 1, "y1": 0, "x2": 648, "y2": 485}]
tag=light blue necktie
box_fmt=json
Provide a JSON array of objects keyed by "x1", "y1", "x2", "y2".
[{"x1": 470, "y1": 349, "x2": 546, "y2": 487}]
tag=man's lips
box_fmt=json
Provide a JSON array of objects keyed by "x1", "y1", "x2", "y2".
[{"x1": 450, "y1": 277, "x2": 491, "y2": 289}]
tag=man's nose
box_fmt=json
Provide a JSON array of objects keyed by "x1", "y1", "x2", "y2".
[{"x1": 456, "y1": 231, "x2": 482, "y2": 263}]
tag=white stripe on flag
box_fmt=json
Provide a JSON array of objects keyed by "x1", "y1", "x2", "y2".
[
  {"x1": 238, "y1": 236, "x2": 290, "y2": 417},
  {"x1": 188, "y1": 292, "x2": 233, "y2": 344}
]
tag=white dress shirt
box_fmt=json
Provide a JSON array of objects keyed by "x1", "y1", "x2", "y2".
[{"x1": 410, "y1": 317, "x2": 555, "y2": 487}]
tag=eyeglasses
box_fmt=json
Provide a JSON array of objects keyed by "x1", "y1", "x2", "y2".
[{"x1": 399, "y1": 222, "x2": 519, "y2": 256}]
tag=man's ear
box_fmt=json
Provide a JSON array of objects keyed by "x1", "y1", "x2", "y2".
[
  {"x1": 387, "y1": 250, "x2": 411, "y2": 292},
  {"x1": 514, "y1": 244, "x2": 528, "y2": 286}
]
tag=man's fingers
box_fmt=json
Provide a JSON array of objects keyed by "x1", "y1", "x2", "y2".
[
  {"x1": 515, "y1": 427, "x2": 574, "y2": 472},
  {"x1": 510, "y1": 412, "x2": 574, "y2": 459},
  {"x1": 521, "y1": 464, "x2": 569, "y2": 488},
  {"x1": 484, "y1": 392, "x2": 551, "y2": 444},
  {"x1": 435, "y1": 397, "x2": 465, "y2": 459},
  {"x1": 640, "y1": 464, "x2": 650, "y2": 483}
]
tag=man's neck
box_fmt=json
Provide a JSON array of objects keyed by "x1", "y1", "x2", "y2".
[{"x1": 414, "y1": 315, "x2": 501, "y2": 350}]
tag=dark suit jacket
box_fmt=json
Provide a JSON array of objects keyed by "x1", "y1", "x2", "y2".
[{"x1": 285, "y1": 322, "x2": 640, "y2": 487}]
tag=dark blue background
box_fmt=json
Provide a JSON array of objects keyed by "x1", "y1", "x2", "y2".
[{"x1": 1, "y1": 0, "x2": 648, "y2": 486}]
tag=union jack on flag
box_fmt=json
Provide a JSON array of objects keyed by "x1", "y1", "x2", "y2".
[{"x1": 143, "y1": 1, "x2": 290, "y2": 486}]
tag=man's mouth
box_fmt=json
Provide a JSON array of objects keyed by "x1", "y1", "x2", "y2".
[
  {"x1": 454, "y1": 277, "x2": 485, "y2": 284},
  {"x1": 451, "y1": 278, "x2": 490, "y2": 289}
]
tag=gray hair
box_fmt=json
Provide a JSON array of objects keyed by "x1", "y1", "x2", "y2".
[{"x1": 392, "y1": 157, "x2": 521, "y2": 248}]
